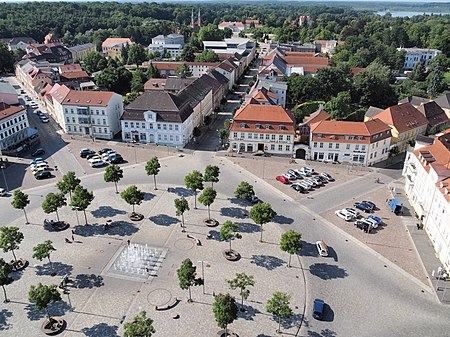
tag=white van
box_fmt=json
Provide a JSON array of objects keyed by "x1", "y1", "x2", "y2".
[{"x1": 316, "y1": 240, "x2": 329, "y2": 257}]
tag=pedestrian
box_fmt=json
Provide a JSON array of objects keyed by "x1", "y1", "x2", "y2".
[
  {"x1": 71, "y1": 234, "x2": 74, "y2": 241},
  {"x1": 127, "y1": 239, "x2": 130, "y2": 245}
]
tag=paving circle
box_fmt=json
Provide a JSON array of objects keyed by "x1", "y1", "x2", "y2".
[
  {"x1": 147, "y1": 288, "x2": 172, "y2": 306},
  {"x1": 174, "y1": 238, "x2": 195, "y2": 251}
]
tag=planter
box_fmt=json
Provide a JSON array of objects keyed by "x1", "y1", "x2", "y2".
[
  {"x1": 222, "y1": 249, "x2": 241, "y2": 262},
  {"x1": 41, "y1": 317, "x2": 66, "y2": 335},
  {"x1": 217, "y1": 329, "x2": 239, "y2": 337},
  {"x1": 129, "y1": 212, "x2": 144, "y2": 221},
  {"x1": 204, "y1": 218, "x2": 219, "y2": 227},
  {"x1": 12, "y1": 258, "x2": 28, "y2": 272}
]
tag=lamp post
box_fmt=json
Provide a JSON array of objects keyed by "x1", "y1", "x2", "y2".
[
  {"x1": 0, "y1": 162, "x2": 9, "y2": 192},
  {"x1": 197, "y1": 260, "x2": 210, "y2": 295}
]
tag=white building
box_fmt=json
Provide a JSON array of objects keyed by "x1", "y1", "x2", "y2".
[
  {"x1": 248, "y1": 79, "x2": 287, "y2": 107},
  {"x1": 0, "y1": 102, "x2": 30, "y2": 152},
  {"x1": 203, "y1": 38, "x2": 256, "y2": 70},
  {"x1": 403, "y1": 129, "x2": 450, "y2": 271},
  {"x1": 1, "y1": 37, "x2": 36, "y2": 51},
  {"x1": 0, "y1": 81, "x2": 20, "y2": 106},
  {"x1": 309, "y1": 119, "x2": 392, "y2": 165},
  {"x1": 399, "y1": 47, "x2": 442, "y2": 70},
  {"x1": 49, "y1": 85, "x2": 123, "y2": 139},
  {"x1": 148, "y1": 34, "x2": 185, "y2": 58},
  {"x1": 121, "y1": 91, "x2": 193, "y2": 146}
]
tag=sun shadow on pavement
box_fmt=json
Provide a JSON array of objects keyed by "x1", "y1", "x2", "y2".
[
  {"x1": 71, "y1": 274, "x2": 104, "y2": 289},
  {"x1": 307, "y1": 328, "x2": 337, "y2": 337},
  {"x1": 273, "y1": 214, "x2": 294, "y2": 225},
  {"x1": 238, "y1": 305, "x2": 260, "y2": 321},
  {"x1": 309, "y1": 263, "x2": 348, "y2": 280},
  {"x1": 143, "y1": 192, "x2": 155, "y2": 201},
  {"x1": 0, "y1": 309, "x2": 13, "y2": 331},
  {"x1": 73, "y1": 221, "x2": 138, "y2": 237},
  {"x1": 281, "y1": 313, "x2": 303, "y2": 329},
  {"x1": 220, "y1": 207, "x2": 247, "y2": 219},
  {"x1": 238, "y1": 222, "x2": 260, "y2": 234},
  {"x1": 25, "y1": 300, "x2": 71, "y2": 321},
  {"x1": 35, "y1": 262, "x2": 73, "y2": 277},
  {"x1": 91, "y1": 206, "x2": 126, "y2": 218},
  {"x1": 299, "y1": 240, "x2": 319, "y2": 257},
  {"x1": 207, "y1": 229, "x2": 220, "y2": 241},
  {"x1": 149, "y1": 214, "x2": 179, "y2": 226},
  {"x1": 250, "y1": 255, "x2": 284, "y2": 270},
  {"x1": 81, "y1": 323, "x2": 119, "y2": 337},
  {"x1": 167, "y1": 187, "x2": 193, "y2": 197}
]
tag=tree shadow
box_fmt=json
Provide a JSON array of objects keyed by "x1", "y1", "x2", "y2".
[
  {"x1": 35, "y1": 262, "x2": 73, "y2": 276},
  {"x1": 71, "y1": 274, "x2": 104, "y2": 289},
  {"x1": 91, "y1": 206, "x2": 126, "y2": 218},
  {"x1": 25, "y1": 300, "x2": 71, "y2": 321},
  {"x1": 149, "y1": 214, "x2": 179, "y2": 226},
  {"x1": 143, "y1": 192, "x2": 155, "y2": 201},
  {"x1": 281, "y1": 313, "x2": 303, "y2": 329},
  {"x1": 238, "y1": 305, "x2": 260, "y2": 321},
  {"x1": 273, "y1": 214, "x2": 294, "y2": 225},
  {"x1": 81, "y1": 323, "x2": 119, "y2": 337},
  {"x1": 0, "y1": 309, "x2": 13, "y2": 331},
  {"x1": 220, "y1": 207, "x2": 247, "y2": 219},
  {"x1": 307, "y1": 328, "x2": 338, "y2": 337},
  {"x1": 299, "y1": 240, "x2": 319, "y2": 257},
  {"x1": 250, "y1": 255, "x2": 284, "y2": 270},
  {"x1": 238, "y1": 222, "x2": 260, "y2": 234},
  {"x1": 168, "y1": 186, "x2": 193, "y2": 197},
  {"x1": 11, "y1": 267, "x2": 26, "y2": 281},
  {"x1": 207, "y1": 229, "x2": 220, "y2": 241},
  {"x1": 73, "y1": 221, "x2": 138, "y2": 237},
  {"x1": 309, "y1": 263, "x2": 348, "y2": 280}
]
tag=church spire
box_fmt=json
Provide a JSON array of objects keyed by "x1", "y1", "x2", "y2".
[
  {"x1": 191, "y1": 9, "x2": 194, "y2": 27},
  {"x1": 197, "y1": 9, "x2": 201, "y2": 28}
]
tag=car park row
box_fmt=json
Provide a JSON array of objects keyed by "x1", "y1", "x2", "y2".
[
  {"x1": 335, "y1": 200, "x2": 382, "y2": 233},
  {"x1": 275, "y1": 166, "x2": 335, "y2": 194},
  {"x1": 80, "y1": 147, "x2": 124, "y2": 167}
]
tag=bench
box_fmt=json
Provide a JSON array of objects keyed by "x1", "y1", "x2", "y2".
[
  {"x1": 187, "y1": 234, "x2": 202, "y2": 246},
  {"x1": 155, "y1": 297, "x2": 179, "y2": 311}
]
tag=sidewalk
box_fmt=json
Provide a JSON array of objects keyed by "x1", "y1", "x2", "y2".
[{"x1": 388, "y1": 179, "x2": 450, "y2": 303}]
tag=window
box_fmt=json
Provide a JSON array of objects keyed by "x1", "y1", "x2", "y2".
[
  {"x1": 157, "y1": 124, "x2": 161, "y2": 130},
  {"x1": 361, "y1": 145, "x2": 366, "y2": 151},
  {"x1": 286, "y1": 135, "x2": 291, "y2": 141},
  {"x1": 319, "y1": 143, "x2": 323, "y2": 148},
  {"x1": 256, "y1": 124, "x2": 261, "y2": 129},
  {"x1": 353, "y1": 155, "x2": 359, "y2": 162},
  {"x1": 259, "y1": 134, "x2": 264, "y2": 139},
  {"x1": 286, "y1": 145, "x2": 290, "y2": 151},
  {"x1": 265, "y1": 124, "x2": 270, "y2": 129},
  {"x1": 140, "y1": 133, "x2": 146, "y2": 140},
  {"x1": 163, "y1": 124, "x2": 167, "y2": 130},
  {"x1": 335, "y1": 143, "x2": 339, "y2": 149},
  {"x1": 329, "y1": 143, "x2": 332, "y2": 149},
  {"x1": 176, "y1": 135, "x2": 179, "y2": 142},
  {"x1": 355, "y1": 144, "x2": 359, "y2": 150},
  {"x1": 68, "y1": 126, "x2": 71, "y2": 131},
  {"x1": 130, "y1": 122, "x2": 134, "y2": 128},
  {"x1": 278, "y1": 144, "x2": 283, "y2": 151},
  {"x1": 135, "y1": 122, "x2": 140, "y2": 128},
  {"x1": 270, "y1": 144, "x2": 275, "y2": 150},
  {"x1": 278, "y1": 135, "x2": 283, "y2": 141},
  {"x1": 318, "y1": 152, "x2": 324, "y2": 160},
  {"x1": 313, "y1": 142, "x2": 317, "y2": 147},
  {"x1": 66, "y1": 117, "x2": 70, "y2": 123},
  {"x1": 240, "y1": 123, "x2": 246, "y2": 128},
  {"x1": 169, "y1": 124, "x2": 173, "y2": 131},
  {"x1": 248, "y1": 133, "x2": 252, "y2": 139},
  {"x1": 233, "y1": 132, "x2": 238, "y2": 138},
  {"x1": 72, "y1": 117, "x2": 75, "y2": 123},
  {"x1": 175, "y1": 125, "x2": 179, "y2": 131},
  {"x1": 102, "y1": 110, "x2": 105, "y2": 115},
  {"x1": 158, "y1": 134, "x2": 161, "y2": 140},
  {"x1": 265, "y1": 134, "x2": 270, "y2": 140},
  {"x1": 104, "y1": 128, "x2": 107, "y2": 133},
  {"x1": 124, "y1": 122, "x2": 128, "y2": 128},
  {"x1": 149, "y1": 123, "x2": 153, "y2": 129},
  {"x1": 271, "y1": 135, "x2": 276, "y2": 140},
  {"x1": 240, "y1": 132, "x2": 245, "y2": 138},
  {"x1": 170, "y1": 135, "x2": 173, "y2": 141},
  {"x1": 254, "y1": 133, "x2": 258, "y2": 138},
  {"x1": 370, "y1": 153, "x2": 373, "y2": 159}
]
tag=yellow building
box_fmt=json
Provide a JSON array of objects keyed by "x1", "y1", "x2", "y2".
[{"x1": 101, "y1": 38, "x2": 133, "y2": 59}]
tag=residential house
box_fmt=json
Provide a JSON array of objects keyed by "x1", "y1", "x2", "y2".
[
  {"x1": 68, "y1": 43, "x2": 96, "y2": 63},
  {"x1": 298, "y1": 108, "x2": 330, "y2": 136},
  {"x1": 0, "y1": 102, "x2": 31, "y2": 152},
  {"x1": 402, "y1": 129, "x2": 450, "y2": 271},
  {"x1": 215, "y1": 59, "x2": 238, "y2": 90},
  {"x1": 177, "y1": 78, "x2": 213, "y2": 129},
  {"x1": 0, "y1": 81, "x2": 19, "y2": 106},
  {"x1": 198, "y1": 73, "x2": 227, "y2": 110},
  {"x1": 245, "y1": 88, "x2": 277, "y2": 106},
  {"x1": 207, "y1": 69, "x2": 229, "y2": 99},
  {"x1": 121, "y1": 91, "x2": 193, "y2": 146},
  {"x1": 248, "y1": 79, "x2": 287, "y2": 107},
  {"x1": 309, "y1": 119, "x2": 392, "y2": 166},
  {"x1": 313, "y1": 40, "x2": 343, "y2": 55},
  {"x1": 364, "y1": 106, "x2": 383, "y2": 121},
  {"x1": 1, "y1": 37, "x2": 36, "y2": 51},
  {"x1": 366, "y1": 103, "x2": 429, "y2": 153},
  {"x1": 148, "y1": 34, "x2": 185, "y2": 58},
  {"x1": 24, "y1": 43, "x2": 73, "y2": 64},
  {"x1": 58, "y1": 64, "x2": 91, "y2": 90},
  {"x1": 102, "y1": 38, "x2": 133, "y2": 59},
  {"x1": 203, "y1": 38, "x2": 256, "y2": 70},
  {"x1": 399, "y1": 47, "x2": 442, "y2": 70},
  {"x1": 161, "y1": 77, "x2": 196, "y2": 93},
  {"x1": 15, "y1": 59, "x2": 59, "y2": 98},
  {"x1": 398, "y1": 95, "x2": 430, "y2": 108},
  {"x1": 229, "y1": 104, "x2": 295, "y2": 155},
  {"x1": 49, "y1": 86, "x2": 123, "y2": 139},
  {"x1": 44, "y1": 33, "x2": 60, "y2": 44},
  {"x1": 144, "y1": 61, "x2": 218, "y2": 78},
  {"x1": 144, "y1": 78, "x2": 167, "y2": 92},
  {"x1": 435, "y1": 93, "x2": 450, "y2": 119},
  {"x1": 416, "y1": 101, "x2": 450, "y2": 134}
]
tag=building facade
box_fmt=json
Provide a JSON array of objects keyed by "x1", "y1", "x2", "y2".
[
  {"x1": 399, "y1": 47, "x2": 442, "y2": 70},
  {"x1": 403, "y1": 130, "x2": 450, "y2": 271},
  {"x1": 68, "y1": 43, "x2": 96, "y2": 63},
  {"x1": 0, "y1": 103, "x2": 30, "y2": 152},
  {"x1": 102, "y1": 38, "x2": 133, "y2": 59}
]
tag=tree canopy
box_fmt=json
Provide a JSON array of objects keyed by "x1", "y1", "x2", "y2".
[
  {"x1": 280, "y1": 230, "x2": 302, "y2": 267},
  {"x1": 249, "y1": 203, "x2": 277, "y2": 242},
  {"x1": 11, "y1": 190, "x2": 30, "y2": 224},
  {"x1": 212, "y1": 293, "x2": 238, "y2": 336},
  {"x1": 198, "y1": 187, "x2": 217, "y2": 220},
  {"x1": 70, "y1": 185, "x2": 95, "y2": 225},
  {"x1": 266, "y1": 292, "x2": 293, "y2": 333},
  {"x1": 42, "y1": 193, "x2": 67, "y2": 222},
  {"x1": 28, "y1": 283, "x2": 61, "y2": 320},
  {"x1": 0, "y1": 226, "x2": 24, "y2": 264},
  {"x1": 145, "y1": 157, "x2": 161, "y2": 190},
  {"x1": 124, "y1": 311, "x2": 155, "y2": 337},
  {"x1": 0, "y1": 258, "x2": 13, "y2": 303},
  {"x1": 184, "y1": 170, "x2": 204, "y2": 209},
  {"x1": 120, "y1": 185, "x2": 145, "y2": 214},
  {"x1": 104, "y1": 164, "x2": 124, "y2": 194}
]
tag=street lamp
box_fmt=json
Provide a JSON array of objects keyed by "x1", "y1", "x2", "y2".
[
  {"x1": 0, "y1": 162, "x2": 9, "y2": 192},
  {"x1": 197, "y1": 260, "x2": 210, "y2": 295}
]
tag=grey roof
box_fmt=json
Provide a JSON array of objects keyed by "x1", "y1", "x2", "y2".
[
  {"x1": 0, "y1": 81, "x2": 17, "y2": 95},
  {"x1": 208, "y1": 70, "x2": 229, "y2": 85},
  {"x1": 435, "y1": 93, "x2": 450, "y2": 109},
  {"x1": 122, "y1": 91, "x2": 192, "y2": 123},
  {"x1": 398, "y1": 95, "x2": 430, "y2": 107},
  {"x1": 416, "y1": 134, "x2": 435, "y2": 145},
  {"x1": 164, "y1": 77, "x2": 196, "y2": 91},
  {"x1": 177, "y1": 78, "x2": 212, "y2": 109},
  {"x1": 197, "y1": 74, "x2": 221, "y2": 92},
  {"x1": 257, "y1": 79, "x2": 287, "y2": 91},
  {"x1": 68, "y1": 43, "x2": 95, "y2": 53},
  {"x1": 5, "y1": 37, "x2": 36, "y2": 46},
  {"x1": 365, "y1": 106, "x2": 383, "y2": 119}
]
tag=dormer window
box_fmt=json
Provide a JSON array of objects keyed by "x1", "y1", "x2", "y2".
[
  {"x1": 279, "y1": 125, "x2": 286, "y2": 130},
  {"x1": 240, "y1": 123, "x2": 247, "y2": 128},
  {"x1": 317, "y1": 133, "x2": 322, "y2": 138},
  {"x1": 265, "y1": 124, "x2": 271, "y2": 129},
  {"x1": 256, "y1": 123, "x2": 262, "y2": 129}
]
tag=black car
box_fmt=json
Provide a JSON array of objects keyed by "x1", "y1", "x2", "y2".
[
  {"x1": 355, "y1": 219, "x2": 372, "y2": 233},
  {"x1": 80, "y1": 148, "x2": 95, "y2": 158},
  {"x1": 98, "y1": 148, "x2": 113, "y2": 155},
  {"x1": 354, "y1": 202, "x2": 373, "y2": 213},
  {"x1": 31, "y1": 148, "x2": 45, "y2": 156},
  {"x1": 35, "y1": 170, "x2": 51, "y2": 180},
  {"x1": 290, "y1": 184, "x2": 306, "y2": 193},
  {"x1": 109, "y1": 154, "x2": 124, "y2": 164}
]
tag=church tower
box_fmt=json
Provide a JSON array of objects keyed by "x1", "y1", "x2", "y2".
[{"x1": 197, "y1": 9, "x2": 201, "y2": 29}]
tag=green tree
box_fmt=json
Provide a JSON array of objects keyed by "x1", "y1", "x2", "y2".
[
  {"x1": 0, "y1": 258, "x2": 13, "y2": 303},
  {"x1": 212, "y1": 293, "x2": 238, "y2": 337},
  {"x1": 56, "y1": 171, "x2": 81, "y2": 202},
  {"x1": 198, "y1": 23, "x2": 225, "y2": 42},
  {"x1": 175, "y1": 63, "x2": 192, "y2": 78},
  {"x1": 184, "y1": 170, "x2": 204, "y2": 209},
  {"x1": 104, "y1": 164, "x2": 123, "y2": 194},
  {"x1": 249, "y1": 203, "x2": 277, "y2": 242},
  {"x1": 0, "y1": 42, "x2": 15, "y2": 73},
  {"x1": 427, "y1": 64, "x2": 444, "y2": 98},
  {"x1": 42, "y1": 193, "x2": 67, "y2": 222},
  {"x1": 266, "y1": 292, "x2": 293, "y2": 333},
  {"x1": 120, "y1": 185, "x2": 145, "y2": 214},
  {"x1": 82, "y1": 51, "x2": 107, "y2": 74},
  {"x1": 227, "y1": 273, "x2": 255, "y2": 309},
  {"x1": 176, "y1": 258, "x2": 197, "y2": 302},
  {"x1": 198, "y1": 187, "x2": 217, "y2": 221},
  {"x1": 145, "y1": 156, "x2": 161, "y2": 190},
  {"x1": 409, "y1": 61, "x2": 426, "y2": 82},
  {"x1": 218, "y1": 128, "x2": 229, "y2": 145},
  {"x1": 234, "y1": 181, "x2": 255, "y2": 204},
  {"x1": 0, "y1": 227, "x2": 24, "y2": 265},
  {"x1": 181, "y1": 44, "x2": 196, "y2": 62},
  {"x1": 146, "y1": 63, "x2": 160, "y2": 79},
  {"x1": 32, "y1": 240, "x2": 56, "y2": 272},
  {"x1": 174, "y1": 197, "x2": 189, "y2": 232},
  {"x1": 203, "y1": 165, "x2": 220, "y2": 187},
  {"x1": 280, "y1": 230, "x2": 302, "y2": 267},
  {"x1": 131, "y1": 68, "x2": 147, "y2": 92},
  {"x1": 220, "y1": 220, "x2": 240, "y2": 252},
  {"x1": 127, "y1": 44, "x2": 147, "y2": 66},
  {"x1": 315, "y1": 67, "x2": 351, "y2": 101},
  {"x1": 223, "y1": 119, "x2": 231, "y2": 130},
  {"x1": 324, "y1": 91, "x2": 352, "y2": 120},
  {"x1": 70, "y1": 185, "x2": 95, "y2": 225},
  {"x1": 195, "y1": 50, "x2": 219, "y2": 63},
  {"x1": 11, "y1": 190, "x2": 30, "y2": 224},
  {"x1": 124, "y1": 311, "x2": 155, "y2": 337},
  {"x1": 28, "y1": 283, "x2": 62, "y2": 322}
]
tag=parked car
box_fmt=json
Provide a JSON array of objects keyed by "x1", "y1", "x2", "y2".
[
  {"x1": 362, "y1": 200, "x2": 376, "y2": 210},
  {"x1": 80, "y1": 148, "x2": 95, "y2": 158},
  {"x1": 276, "y1": 175, "x2": 289, "y2": 184},
  {"x1": 316, "y1": 240, "x2": 329, "y2": 257},
  {"x1": 24, "y1": 95, "x2": 31, "y2": 101},
  {"x1": 249, "y1": 194, "x2": 261, "y2": 203},
  {"x1": 320, "y1": 172, "x2": 334, "y2": 182},
  {"x1": 297, "y1": 181, "x2": 312, "y2": 190},
  {"x1": 90, "y1": 159, "x2": 106, "y2": 168},
  {"x1": 313, "y1": 299, "x2": 325, "y2": 320},
  {"x1": 108, "y1": 154, "x2": 124, "y2": 164},
  {"x1": 298, "y1": 167, "x2": 313, "y2": 176},
  {"x1": 354, "y1": 202, "x2": 373, "y2": 213},
  {"x1": 34, "y1": 109, "x2": 41, "y2": 114},
  {"x1": 335, "y1": 209, "x2": 355, "y2": 221},
  {"x1": 35, "y1": 170, "x2": 51, "y2": 180},
  {"x1": 102, "y1": 151, "x2": 116, "y2": 160},
  {"x1": 30, "y1": 102, "x2": 38, "y2": 109},
  {"x1": 32, "y1": 167, "x2": 48, "y2": 175},
  {"x1": 30, "y1": 162, "x2": 49, "y2": 171},
  {"x1": 0, "y1": 188, "x2": 6, "y2": 196},
  {"x1": 88, "y1": 155, "x2": 102, "y2": 162},
  {"x1": 303, "y1": 178, "x2": 317, "y2": 187},
  {"x1": 283, "y1": 172, "x2": 296, "y2": 180},
  {"x1": 368, "y1": 215, "x2": 382, "y2": 226},
  {"x1": 39, "y1": 116, "x2": 49, "y2": 123},
  {"x1": 355, "y1": 218, "x2": 373, "y2": 232},
  {"x1": 86, "y1": 152, "x2": 98, "y2": 160},
  {"x1": 290, "y1": 183, "x2": 306, "y2": 193},
  {"x1": 316, "y1": 175, "x2": 328, "y2": 184},
  {"x1": 311, "y1": 176, "x2": 323, "y2": 186},
  {"x1": 288, "y1": 169, "x2": 302, "y2": 179},
  {"x1": 30, "y1": 158, "x2": 46, "y2": 165},
  {"x1": 98, "y1": 148, "x2": 113, "y2": 155},
  {"x1": 31, "y1": 148, "x2": 45, "y2": 156},
  {"x1": 344, "y1": 208, "x2": 360, "y2": 218}
]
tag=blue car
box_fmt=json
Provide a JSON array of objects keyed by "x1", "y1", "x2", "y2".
[
  {"x1": 368, "y1": 215, "x2": 382, "y2": 225},
  {"x1": 313, "y1": 298, "x2": 325, "y2": 320}
]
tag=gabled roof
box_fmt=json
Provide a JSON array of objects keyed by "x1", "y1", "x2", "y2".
[
  {"x1": 301, "y1": 109, "x2": 330, "y2": 126},
  {"x1": 398, "y1": 95, "x2": 430, "y2": 107},
  {"x1": 0, "y1": 81, "x2": 17, "y2": 95},
  {"x1": 61, "y1": 90, "x2": 115, "y2": 107},
  {"x1": 144, "y1": 78, "x2": 167, "y2": 91},
  {"x1": 60, "y1": 70, "x2": 90, "y2": 80},
  {"x1": 374, "y1": 103, "x2": 428, "y2": 133},
  {"x1": 365, "y1": 106, "x2": 383, "y2": 119},
  {"x1": 208, "y1": 70, "x2": 229, "y2": 85},
  {"x1": 416, "y1": 101, "x2": 450, "y2": 127},
  {"x1": 59, "y1": 64, "x2": 82, "y2": 73},
  {"x1": 5, "y1": 37, "x2": 36, "y2": 46},
  {"x1": 247, "y1": 88, "x2": 276, "y2": 105},
  {"x1": 217, "y1": 59, "x2": 238, "y2": 72},
  {"x1": 435, "y1": 93, "x2": 450, "y2": 110},
  {"x1": 102, "y1": 38, "x2": 133, "y2": 48},
  {"x1": 234, "y1": 104, "x2": 294, "y2": 123},
  {"x1": 68, "y1": 43, "x2": 95, "y2": 52},
  {"x1": 164, "y1": 77, "x2": 196, "y2": 91},
  {"x1": 0, "y1": 103, "x2": 25, "y2": 121}
]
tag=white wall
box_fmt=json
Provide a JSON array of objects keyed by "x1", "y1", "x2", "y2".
[{"x1": 0, "y1": 110, "x2": 29, "y2": 151}]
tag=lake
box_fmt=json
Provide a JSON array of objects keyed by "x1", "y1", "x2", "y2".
[{"x1": 376, "y1": 10, "x2": 450, "y2": 17}]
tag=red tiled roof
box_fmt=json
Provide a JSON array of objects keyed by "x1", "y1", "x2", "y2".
[
  {"x1": 102, "y1": 37, "x2": 133, "y2": 47},
  {"x1": 61, "y1": 90, "x2": 115, "y2": 107},
  {"x1": 374, "y1": 103, "x2": 428, "y2": 133},
  {"x1": 60, "y1": 70, "x2": 89, "y2": 79},
  {"x1": 0, "y1": 103, "x2": 25, "y2": 121},
  {"x1": 144, "y1": 78, "x2": 167, "y2": 91}
]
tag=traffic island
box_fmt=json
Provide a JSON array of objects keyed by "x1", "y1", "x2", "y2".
[
  {"x1": 222, "y1": 249, "x2": 241, "y2": 262},
  {"x1": 204, "y1": 218, "x2": 219, "y2": 227},
  {"x1": 40, "y1": 317, "x2": 65, "y2": 335},
  {"x1": 129, "y1": 212, "x2": 144, "y2": 221}
]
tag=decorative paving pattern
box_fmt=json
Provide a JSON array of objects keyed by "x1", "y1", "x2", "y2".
[
  {"x1": 108, "y1": 243, "x2": 166, "y2": 279},
  {"x1": 174, "y1": 238, "x2": 195, "y2": 251},
  {"x1": 147, "y1": 288, "x2": 173, "y2": 306}
]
